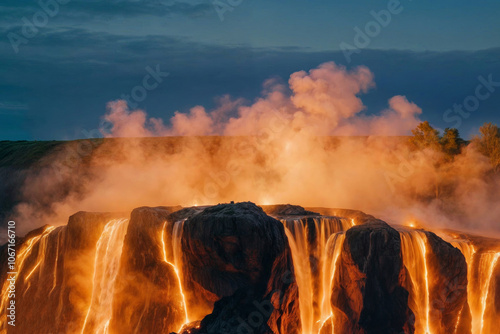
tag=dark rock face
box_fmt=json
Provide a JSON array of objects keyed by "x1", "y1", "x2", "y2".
[
  {"x1": 178, "y1": 289, "x2": 276, "y2": 334},
  {"x1": 179, "y1": 202, "x2": 301, "y2": 334},
  {"x1": 110, "y1": 207, "x2": 186, "y2": 334},
  {"x1": 330, "y1": 221, "x2": 414, "y2": 334},
  {"x1": 424, "y1": 231, "x2": 469, "y2": 334},
  {"x1": 262, "y1": 204, "x2": 320, "y2": 217}
]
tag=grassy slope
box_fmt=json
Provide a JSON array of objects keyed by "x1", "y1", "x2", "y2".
[
  {"x1": 0, "y1": 140, "x2": 65, "y2": 168},
  {"x1": 0, "y1": 141, "x2": 67, "y2": 221}
]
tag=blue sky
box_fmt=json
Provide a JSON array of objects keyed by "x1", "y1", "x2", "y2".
[{"x1": 1, "y1": 0, "x2": 500, "y2": 140}]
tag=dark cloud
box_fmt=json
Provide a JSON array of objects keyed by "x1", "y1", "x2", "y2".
[
  {"x1": 1, "y1": 0, "x2": 212, "y2": 22},
  {"x1": 67, "y1": 0, "x2": 213, "y2": 18}
]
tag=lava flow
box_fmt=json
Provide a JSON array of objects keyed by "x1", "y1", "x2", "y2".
[
  {"x1": 478, "y1": 252, "x2": 500, "y2": 334},
  {"x1": 0, "y1": 225, "x2": 57, "y2": 333},
  {"x1": 281, "y1": 217, "x2": 351, "y2": 334},
  {"x1": 1, "y1": 204, "x2": 499, "y2": 334},
  {"x1": 399, "y1": 230, "x2": 432, "y2": 334},
  {"x1": 80, "y1": 218, "x2": 129, "y2": 334},
  {"x1": 160, "y1": 220, "x2": 189, "y2": 331}
]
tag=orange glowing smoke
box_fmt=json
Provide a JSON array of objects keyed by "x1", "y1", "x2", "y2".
[{"x1": 12, "y1": 61, "x2": 500, "y2": 251}]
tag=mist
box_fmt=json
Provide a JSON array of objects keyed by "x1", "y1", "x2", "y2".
[{"x1": 10, "y1": 61, "x2": 500, "y2": 238}]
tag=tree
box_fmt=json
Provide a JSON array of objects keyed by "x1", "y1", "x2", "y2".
[
  {"x1": 409, "y1": 121, "x2": 441, "y2": 151},
  {"x1": 408, "y1": 122, "x2": 464, "y2": 199},
  {"x1": 440, "y1": 128, "x2": 465, "y2": 156},
  {"x1": 473, "y1": 122, "x2": 500, "y2": 172}
]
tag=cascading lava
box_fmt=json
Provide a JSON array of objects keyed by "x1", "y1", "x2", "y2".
[
  {"x1": 399, "y1": 230, "x2": 432, "y2": 334},
  {"x1": 81, "y1": 218, "x2": 129, "y2": 334},
  {"x1": 281, "y1": 217, "x2": 351, "y2": 334},
  {"x1": 0, "y1": 203, "x2": 499, "y2": 334}
]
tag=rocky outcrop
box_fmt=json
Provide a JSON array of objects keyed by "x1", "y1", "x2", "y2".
[
  {"x1": 56, "y1": 212, "x2": 118, "y2": 333},
  {"x1": 0, "y1": 203, "x2": 496, "y2": 334},
  {"x1": 304, "y1": 207, "x2": 379, "y2": 226},
  {"x1": 425, "y1": 231, "x2": 469, "y2": 334},
  {"x1": 262, "y1": 204, "x2": 320, "y2": 217},
  {"x1": 178, "y1": 202, "x2": 301, "y2": 334},
  {"x1": 329, "y1": 221, "x2": 414, "y2": 334},
  {"x1": 0, "y1": 212, "x2": 116, "y2": 334},
  {"x1": 110, "y1": 206, "x2": 186, "y2": 334}
]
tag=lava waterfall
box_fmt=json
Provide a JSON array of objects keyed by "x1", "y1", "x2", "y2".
[{"x1": 1, "y1": 203, "x2": 499, "y2": 334}]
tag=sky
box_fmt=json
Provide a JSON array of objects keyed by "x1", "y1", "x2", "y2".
[{"x1": 1, "y1": 0, "x2": 500, "y2": 140}]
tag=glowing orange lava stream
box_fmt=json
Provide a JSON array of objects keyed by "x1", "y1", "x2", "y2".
[
  {"x1": 3, "y1": 216, "x2": 500, "y2": 334},
  {"x1": 49, "y1": 228, "x2": 64, "y2": 295},
  {"x1": 284, "y1": 221, "x2": 314, "y2": 334},
  {"x1": 282, "y1": 218, "x2": 351, "y2": 334},
  {"x1": 478, "y1": 252, "x2": 500, "y2": 334},
  {"x1": 450, "y1": 240, "x2": 476, "y2": 334},
  {"x1": 319, "y1": 233, "x2": 345, "y2": 334},
  {"x1": 400, "y1": 230, "x2": 432, "y2": 334},
  {"x1": 0, "y1": 225, "x2": 56, "y2": 331},
  {"x1": 80, "y1": 218, "x2": 129, "y2": 334},
  {"x1": 161, "y1": 221, "x2": 190, "y2": 330},
  {"x1": 23, "y1": 260, "x2": 41, "y2": 282}
]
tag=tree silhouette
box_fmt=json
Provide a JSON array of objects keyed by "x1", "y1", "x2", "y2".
[
  {"x1": 473, "y1": 122, "x2": 500, "y2": 172},
  {"x1": 409, "y1": 121, "x2": 441, "y2": 151},
  {"x1": 441, "y1": 128, "x2": 465, "y2": 156}
]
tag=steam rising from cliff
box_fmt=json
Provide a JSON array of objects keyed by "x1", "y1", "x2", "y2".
[
  {"x1": 10, "y1": 61, "x2": 500, "y2": 236},
  {"x1": 103, "y1": 62, "x2": 420, "y2": 137}
]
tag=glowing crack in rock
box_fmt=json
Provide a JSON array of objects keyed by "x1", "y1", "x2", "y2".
[{"x1": 161, "y1": 220, "x2": 189, "y2": 331}]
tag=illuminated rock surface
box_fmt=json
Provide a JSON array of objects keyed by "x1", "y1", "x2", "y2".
[
  {"x1": 0, "y1": 203, "x2": 499, "y2": 334},
  {"x1": 178, "y1": 202, "x2": 301, "y2": 334},
  {"x1": 110, "y1": 206, "x2": 186, "y2": 334},
  {"x1": 330, "y1": 221, "x2": 414, "y2": 334}
]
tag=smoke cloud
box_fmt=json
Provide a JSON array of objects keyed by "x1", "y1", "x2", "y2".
[{"x1": 10, "y1": 61, "x2": 500, "y2": 237}]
